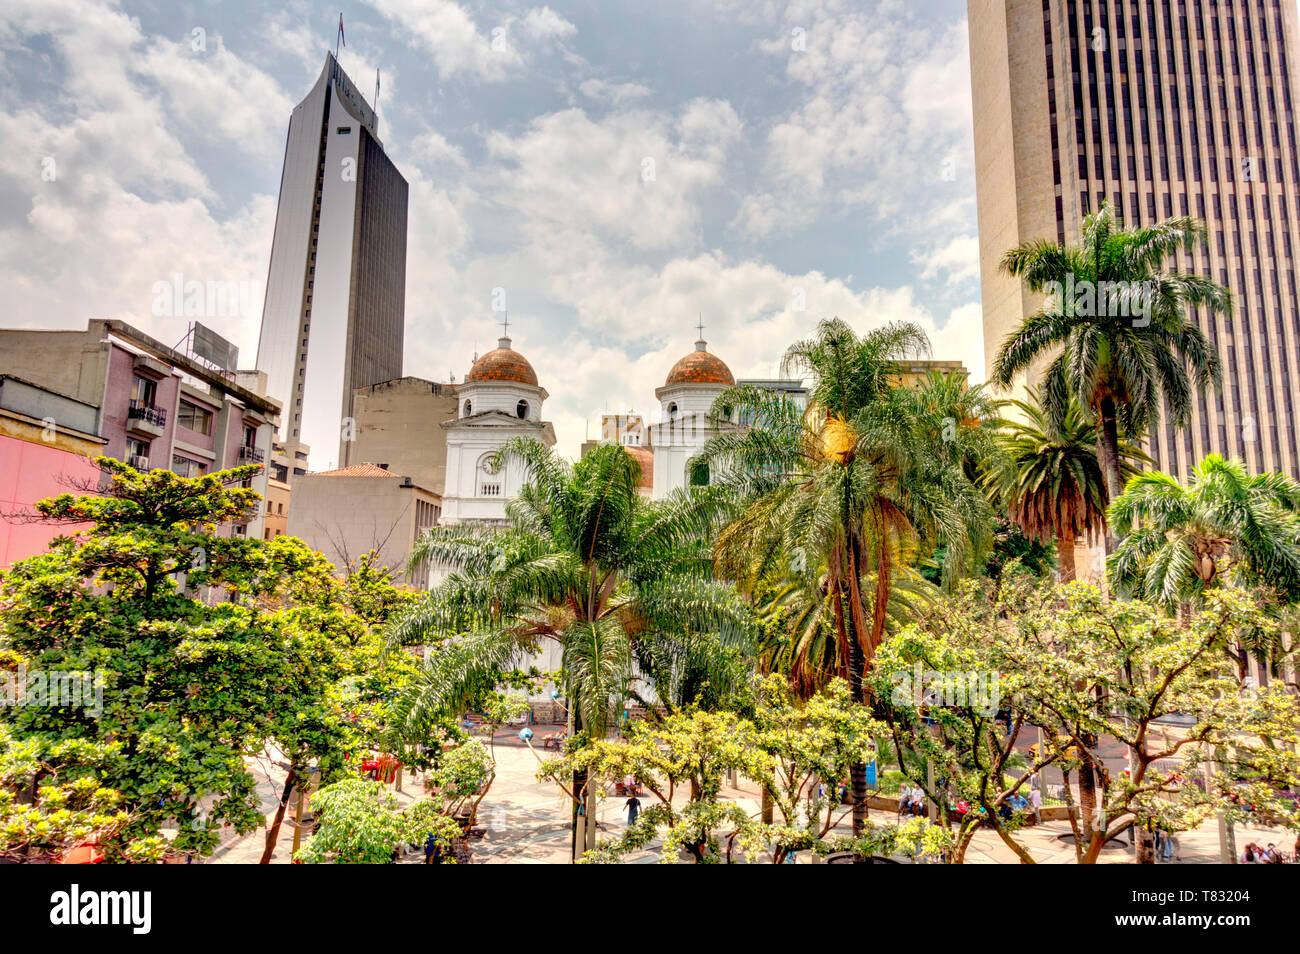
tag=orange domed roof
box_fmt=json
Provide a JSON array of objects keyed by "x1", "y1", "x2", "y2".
[
  {"x1": 665, "y1": 340, "x2": 734, "y2": 387},
  {"x1": 466, "y1": 337, "x2": 538, "y2": 386}
]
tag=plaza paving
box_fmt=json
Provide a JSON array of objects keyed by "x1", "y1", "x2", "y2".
[{"x1": 209, "y1": 725, "x2": 1293, "y2": 864}]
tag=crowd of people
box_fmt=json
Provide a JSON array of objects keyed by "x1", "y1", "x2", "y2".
[{"x1": 1240, "y1": 841, "x2": 1291, "y2": 864}]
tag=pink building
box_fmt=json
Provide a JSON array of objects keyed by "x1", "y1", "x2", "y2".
[{"x1": 0, "y1": 320, "x2": 283, "y2": 566}]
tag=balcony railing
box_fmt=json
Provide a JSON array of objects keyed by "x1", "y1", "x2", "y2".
[
  {"x1": 127, "y1": 400, "x2": 167, "y2": 427},
  {"x1": 238, "y1": 444, "x2": 265, "y2": 463}
]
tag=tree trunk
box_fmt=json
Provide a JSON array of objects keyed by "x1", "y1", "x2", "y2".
[
  {"x1": 1057, "y1": 529, "x2": 1076, "y2": 581},
  {"x1": 761, "y1": 786, "x2": 774, "y2": 825},
  {"x1": 571, "y1": 766, "x2": 587, "y2": 863},
  {"x1": 1097, "y1": 397, "x2": 1125, "y2": 554},
  {"x1": 1134, "y1": 822, "x2": 1156, "y2": 864},
  {"x1": 1077, "y1": 760, "x2": 1098, "y2": 844},
  {"x1": 260, "y1": 766, "x2": 298, "y2": 864}
]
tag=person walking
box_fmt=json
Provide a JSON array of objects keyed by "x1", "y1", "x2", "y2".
[{"x1": 625, "y1": 793, "x2": 642, "y2": 827}]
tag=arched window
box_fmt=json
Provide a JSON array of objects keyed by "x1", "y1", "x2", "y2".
[
  {"x1": 667, "y1": 402, "x2": 678, "y2": 421},
  {"x1": 516, "y1": 399, "x2": 529, "y2": 419},
  {"x1": 463, "y1": 400, "x2": 472, "y2": 417}
]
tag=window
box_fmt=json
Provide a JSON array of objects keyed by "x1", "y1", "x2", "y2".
[
  {"x1": 336, "y1": 126, "x2": 352, "y2": 134},
  {"x1": 171, "y1": 455, "x2": 206, "y2": 478},
  {"x1": 125, "y1": 438, "x2": 151, "y2": 469},
  {"x1": 667, "y1": 402, "x2": 678, "y2": 421},
  {"x1": 177, "y1": 401, "x2": 213, "y2": 435},
  {"x1": 131, "y1": 375, "x2": 157, "y2": 407},
  {"x1": 516, "y1": 399, "x2": 529, "y2": 419},
  {"x1": 463, "y1": 400, "x2": 472, "y2": 417}
]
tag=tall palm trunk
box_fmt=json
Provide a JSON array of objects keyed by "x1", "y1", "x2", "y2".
[
  {"x1": 1097, "y1": 396, "x2": 1125, "y2": 553},
  {"x1": 840, "y1": 479, "x2": 874, "y2": 841},
  {"x1": 1057, "y1": 528, "x2": 1077, "y2": 581},
  {"x1": 570, "y1": 706, "x2": 587, "y2": 863}
]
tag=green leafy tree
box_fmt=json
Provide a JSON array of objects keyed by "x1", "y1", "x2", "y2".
[
  {"x1": 540, "y1": 707, "x2": 768, "y2": 864},
  {"x1": 295, "y1": 777, "x2": 461, "y2": 864},
  {"x1": 748, "y1": 676, "x2": 883, "y2": 863},
  {"x1": 0, "y1": 459, "x2": 359, "y2": 858},
  {"x1": 870, "y1": 586, "x2": 1062, "y2": 863},
  {"x1": 0, "y1": 727, "x2": 166, "y2": 863},
  {"x1": 388, "y1": 439, "x2": 753, "y2": 861},
  {"x1": 1025, "y1": 586, "x2": 1300, "y2": 864},
  {"x1": 991, "y1": 202, "x2": 1226, "y2": 524}
]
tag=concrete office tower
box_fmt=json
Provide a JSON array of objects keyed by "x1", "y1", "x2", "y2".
[
  {"x1": 969, "y1": 0, "x2": 1300, "y2": 479},
  {"x1": 256, "y1": 52, "x2": 408, "y2": 472}
]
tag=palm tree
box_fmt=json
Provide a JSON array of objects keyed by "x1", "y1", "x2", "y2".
[
  {"x1": 989, "y1": 391, "x2": 1146, "y2": 580},
  {"x1": 991, "y1": 202, "x2": 1227, "y2": 532},
  {"x1": 1108, "y1": 454, "x2": 1300, "y2": 611},
  {"x1": 388, "y1": 438, "x2": 753, "y2": 861},
  {"x1": 908, "y1": 368, "x2": 1006, "y2": 486},
  {"x1": 699, "y1": 318, "x2": 990, "y2": 834}
]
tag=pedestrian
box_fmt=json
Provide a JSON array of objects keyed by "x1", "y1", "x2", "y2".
[
  {"x1": 1027, "y1": 786, "x2": 1042, "y2": 824},
  {"x1": 625, "y1": 793, "x2": 642, "y2": 826}
]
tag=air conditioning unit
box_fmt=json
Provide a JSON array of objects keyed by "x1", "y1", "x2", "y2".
[{"x1": 129, "y1": 455, "x2": 151, "y2": 471}]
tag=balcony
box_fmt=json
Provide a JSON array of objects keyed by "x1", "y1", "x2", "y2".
[
  {"x1": 127, "y1": 400, "x2": 167, "y2": 438},
  {"x1": 127, "y1": 454, "x2": 151, "y2": 472},
  {"x1": 238, "y1": 444, "x2": 265, "y2": 464}
]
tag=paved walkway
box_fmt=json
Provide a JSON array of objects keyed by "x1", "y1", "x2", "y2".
[{"x1": 209, "y1": 726, "x2": 1294, "y2": 864}]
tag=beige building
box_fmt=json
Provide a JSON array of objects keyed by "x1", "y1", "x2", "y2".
[
  {"x1": 285, "y1": 462, "x2": 441, "y2": 587},
  {"x1": 341, "y1": 376, "x2": 459, "y2": 495},
  {"x1": 262, "y1": 475, "x2": 291, "y2": 540},
  {"x1": 969, "y1": 0, "x2": 1300, "y2": 480}
]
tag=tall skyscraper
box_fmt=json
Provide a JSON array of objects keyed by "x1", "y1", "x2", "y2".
[
  {"x1": 969, "y1": 0, "x2": 1300, "y2": 479},
  {"x1": 256, "y1": 52, "x2": 408, "y2": 472}
]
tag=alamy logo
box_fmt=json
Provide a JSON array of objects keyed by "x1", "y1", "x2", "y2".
[
  {"x1": 50, "y1": 885, "x2": 151, "y2": 934},
  {"x1": 1041, "y1": 273, "x2": 1153, "y2": 325},
  {"x1": 1, "y1": 665, "x2": 103, "y2": 717},
  {"x1": 890, "y1": 662, "x2": 1001, "y2": 716}
]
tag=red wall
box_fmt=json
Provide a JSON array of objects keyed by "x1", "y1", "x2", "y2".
[{"x1": 0, "y1": 434, "x2": 101, "y2": 567}]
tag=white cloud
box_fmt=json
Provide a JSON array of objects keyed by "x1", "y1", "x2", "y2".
[
  {"x1": 579, "y1": 78, "x2": 652, "y2": 105},
  {"x1": 913, "y1": 234, "x2": 980, "y2": 286},
  {"x1": 479, "y1": 101, "x2": 740, "y2": 255},
  {"x1": 408, "y1": 128, "x2": 468, "y2": 166},
  {"x1": 368, "y1": 0, "x2": 575, "y2": 81},
  {"x1": 739, "y1": 2, "x2": 975, "y2": 248},
  {"x1": 0, "y1": 0, "x2": 280, "y2": 364},
  {"x1": 136, "y1": 35, "x2": 294, "y2": 162}
]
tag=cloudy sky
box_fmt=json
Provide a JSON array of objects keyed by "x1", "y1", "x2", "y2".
[{"x1": 2, "y1": 0, "x2": 984, "y2": 460}]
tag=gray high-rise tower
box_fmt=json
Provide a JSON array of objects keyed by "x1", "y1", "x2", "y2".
[
  {"x1": 256, "y1": 52, "x2": 407, "y2": 472},
  {"x1": 970, "y1": 0, "x2": 1300, "y2": 480}
]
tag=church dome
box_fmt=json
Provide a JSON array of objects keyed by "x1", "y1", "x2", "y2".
[
  {"x1": 665, "y1": 339, "x2": 734, "y2": 387},
  {"x1": 467, "y1": 336, "x2": 538, "y2": 386}
]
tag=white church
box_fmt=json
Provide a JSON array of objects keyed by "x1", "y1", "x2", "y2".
[{"x1": 439, "y1": 328, "x2": 753, "y2": 525}]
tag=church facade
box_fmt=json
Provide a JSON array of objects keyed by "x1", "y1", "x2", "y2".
[
  {"x1": 438, "y1": 330, "x2": 743, "y2": 526},
  {"x1": 439, "y1": 333, "x2": 556, "y2": 526},
  {"x1": 647, "y1": 336, "x2": 736, "y2": 499}
]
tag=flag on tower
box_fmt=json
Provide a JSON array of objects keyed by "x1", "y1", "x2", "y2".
[{"x1": 337, "y1": 13, "x2": 346, "y2": 50}]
